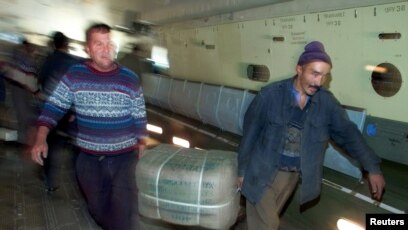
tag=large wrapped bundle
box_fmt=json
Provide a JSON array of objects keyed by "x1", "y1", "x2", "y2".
[{"x1": 136, "y1": 144, "x2": 240, "y2": 230}]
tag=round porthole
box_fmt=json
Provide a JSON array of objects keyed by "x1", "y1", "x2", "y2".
[
  {"x1": 247, "y1": 64, "x2": 270, "y2": 82},
  {"x1": 371, "y1": 63, "x2": 402, "y2": 97}
]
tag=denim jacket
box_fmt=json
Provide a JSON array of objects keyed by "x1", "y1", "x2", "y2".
[{"x1": 238, "y1": 77, "x2": 382, "y2": 204}]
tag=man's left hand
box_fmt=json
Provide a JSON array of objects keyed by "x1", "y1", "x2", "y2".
[{"x1": 368, "y1": 173, "x2": 385, "y2": 201}]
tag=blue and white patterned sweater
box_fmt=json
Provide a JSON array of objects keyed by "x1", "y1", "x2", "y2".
[{"x1": 37, "y1": 61, "x2": 148, "y2": 155}]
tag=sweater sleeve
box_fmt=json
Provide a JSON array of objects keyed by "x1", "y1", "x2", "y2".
[
  {"x1": 130, "y1": 81, "x2": 148, "y2": 140},
  {"x1": 37, "y1": 75, "x2": 73, "y2": 129}
]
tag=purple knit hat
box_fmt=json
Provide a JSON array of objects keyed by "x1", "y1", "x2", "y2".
[{"x1": 297, "y1": 41, "x2": 332, "y2": 67}]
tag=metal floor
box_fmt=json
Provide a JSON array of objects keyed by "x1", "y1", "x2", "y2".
[
  {"x1": 145, "y1": 105, "x2": 408, "y2": 229},
  {"x1": 0, "y1": 109, "x2": 247, "y2": 230},
  {"x1": 0, "y1": 142, "x2": 246, "y2": 230},
  {"x1": 0, "y1": 105, "x2": 407, "y2": 230},
  {"x1": 0, "y1": 141, "x2": 101, "y2": 230}
]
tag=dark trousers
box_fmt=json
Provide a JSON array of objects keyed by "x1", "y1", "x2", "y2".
[
  {"x1": 76, "y1": 150, "x2": 138, "y2": 230},
  {"x1": 44, "y1": 112, "x2": 76, "y2": 189},
  {"x1": 43, "y1": 130, "x2": 65, "y2": 189}
]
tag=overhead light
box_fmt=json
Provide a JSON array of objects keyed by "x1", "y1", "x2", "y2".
[
  {"x1": 147, "y1": 124, "x2": 162, "y2": 134},
  {"x1": 337, "y1": 218, "x2": 364, "y2": 230},
  {"x1": 172, "y1": 136, "x2": 190, "y2": 148}
]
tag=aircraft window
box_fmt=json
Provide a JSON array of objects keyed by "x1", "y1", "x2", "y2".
[
  {"x1": 0, "y1": 32, "x2": 23, "y2": 44},
  {"x1": 247, "y1": 64, "x2": 270, "y2": 82},
  {"x1": 371, "y1": 62, "x2": 402, "y2": 97},
  {"x1": 150, "y1": 45, "x2": 169, "y2": 69}
]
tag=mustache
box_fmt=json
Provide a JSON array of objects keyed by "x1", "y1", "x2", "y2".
[
  {"x1": 310, "y1": 85, "x2": 320, "y2": 90},
  {"x1": 101, "y1": 54, "x2": 114, "y2": 59}
]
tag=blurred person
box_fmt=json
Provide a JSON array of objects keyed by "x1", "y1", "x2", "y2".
[
  {"x1": 0, "y1": 72, "x2": 5, "y2": 103},
  {"x1": 36, "y1": 31, "x2": 83, "y2": 193},
  {"x1": 31, "y1": 23, "x2": 148, "y2": 230},
  {"x1": 119, "y1": 43, "x2": 153, "y2": 81},
  {"x1": 237, "y1": 41, "x2": 385, "y2": 230},
  {"x1": 8, "y1": 39, "x2": 39, "y2": 145}
]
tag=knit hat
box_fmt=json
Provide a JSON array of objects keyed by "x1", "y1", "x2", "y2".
[{"x1": 297, "y1": 41, "x2": 332, "y2": 67}]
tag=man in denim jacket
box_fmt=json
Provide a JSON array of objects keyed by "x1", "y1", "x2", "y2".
[{"x1": 237, "y1": 41, "x2": 385, "y2": 230}]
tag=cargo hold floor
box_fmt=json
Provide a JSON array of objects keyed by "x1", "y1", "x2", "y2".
[
  {"x1": 0, "y1": 141, "x2": 248, "y2": 230},
  {"x1": 0, "y1": 105, "x2": 406, "y2": 229}
]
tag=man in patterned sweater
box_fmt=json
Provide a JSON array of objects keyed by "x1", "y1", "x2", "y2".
[{"x1": 31, "y1": 23, "x2": 148, "y2": 230}]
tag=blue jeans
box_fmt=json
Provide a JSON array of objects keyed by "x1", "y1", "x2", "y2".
[{"x1": 76, "y1": 150, "x2": 138, "y2": 230}]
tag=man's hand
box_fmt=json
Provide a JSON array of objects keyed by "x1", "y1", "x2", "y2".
[
  {"x1": 31, "y1": 141, "x2": 48, "y2": 166},
  {"x1": 137, "y1": 144, "x2": 146, "y2": 159},
  {"x1": 30, "y1": 126, "x2": 50, "y2": 166},
  {"x1": 237, "y1": 176, "x2": 244, "y2": 191},
  {"x1": 368, "y1": 173, "x2": 385, "y2": 201}
]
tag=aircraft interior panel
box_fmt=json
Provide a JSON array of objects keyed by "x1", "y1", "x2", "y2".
[
  {"x1": 197, "y1": 83, "x2": 222, "y2": 128},
  {"x1": 179, "y1": 29, "x2": 198, "y2": 78},
  {"x1": 168, "y1": 78, "x2": 188, "y2": 115},
  {"x1": 217, "y1": 86, "x2": 246, "y2": 135},
  {"x1": 182, "y1": 81, "x2": 202, "y2": 120},
  {"x1": 244, "y1": 15, "x2": 304, "y2": 82},
  {"x1": 359, "y1": 2, "x2": 407, "y2": 122},
  {"x1": 154, "y1": 76, "x2": 174, "y2": 111},
  {"x1": 166, "y1": 30, "x2": 188, "y2": 78},
  {"x1": 309, "y1": 8, "x2": 364, "y2": 105},
  {"x1": 307, "y1": 3, "x2": 408, "y2": 123},
  {"x1": 216, "y1": 23, "x2": 248, "y2": 89},
  {"x1": 363, "y1": 116, "x2": 408, "y2": 165},
  {"x1": 323, "y1": 107, "x2": 367, "y2": 180},
  {"x1": 238, "y1": 91, "x2": 256, "y2": 132},
  {"x1": 160, "y1": 2, "x2": 408, "y2": 123},
  {"x1": 140, "y1": 73, "x2": 161, "y2": 105},
  {"x1": 239, "y1": 20, "x2": 272, "y2": 68},
  {"x1": 191, "y1": 27, "x2": 221, "y2": 84}
]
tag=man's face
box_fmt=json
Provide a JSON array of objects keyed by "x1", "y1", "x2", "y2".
[
  {"x1": 85, "y1": 31, "x2": 116, "y2": 72},
  {"x1": 295, "y1": 61, "x2": 331, "y2": 96}
]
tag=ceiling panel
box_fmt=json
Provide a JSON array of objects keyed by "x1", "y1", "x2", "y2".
[{"x1": 107, "y1": 0, "x2": 290, "y2": 24}]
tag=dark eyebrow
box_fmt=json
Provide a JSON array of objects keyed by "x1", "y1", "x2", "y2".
[{"x1": 312, "y1": 70, "x2": 322, "y2": 75}]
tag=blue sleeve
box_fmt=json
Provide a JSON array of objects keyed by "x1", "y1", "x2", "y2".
[
  {"x1": 37, "y1": 76, "x2": 74, "y2": 129},
  {"x1": 238, "y1": 91, "x2": 267, "y2": 177},
  {"x1": 328, "y1": 97, "x2": 382, "y2": 174}
]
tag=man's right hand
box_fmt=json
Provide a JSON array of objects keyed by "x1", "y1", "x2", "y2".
[
  {"x1": 31, "y1": 142, "x2": 48, "y2": 166},
  {"x1": 30, "y1": 126, "x2": 50, "y2": 166}
]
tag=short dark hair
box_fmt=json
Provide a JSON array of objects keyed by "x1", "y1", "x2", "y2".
[
  {"x1": 132, "y1": 44, "x2": 141, "y2": 52},
  {"x1": 52, "y1": 31, "x2": 69, "y2": 49},
  {"x1": 85, "y1": 23, "x2": 111, "y2": 43}
]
